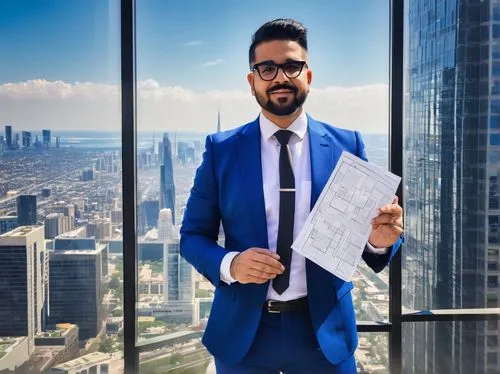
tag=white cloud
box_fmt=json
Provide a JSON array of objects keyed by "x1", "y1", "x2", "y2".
[
  {"x1": 0, "y1": 79, "x2": 389, "y2": 134},
  {"x1": 199, "y1": 59, "x2": 225, "y2": 67},
  {"x1": 184, "y1": 41, "x2": 203, "y2": 46}
]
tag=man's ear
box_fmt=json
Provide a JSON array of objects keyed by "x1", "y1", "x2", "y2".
[
  {"x1": 247, "y1": 72, "x2": 256, "y2": 96},
  {"x1": 307, "y1": 68, "x2": 313, "y2": 86}
]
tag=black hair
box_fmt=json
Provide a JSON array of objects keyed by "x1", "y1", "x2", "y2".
[{"x1": 249, "y1": 18, "x2": 308, "y2": 68}]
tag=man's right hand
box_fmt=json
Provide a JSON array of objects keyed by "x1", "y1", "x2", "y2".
[{"x1": 230, "y1": 248, "x2": 285, "y2": 284}]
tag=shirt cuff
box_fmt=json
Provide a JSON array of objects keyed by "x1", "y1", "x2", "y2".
[
  {"x1": 365, "y1": 241, "x2": 389, "y2": 255},
  {"x1": 220, "y1": 251, "x2": 239, "y2": 284}
]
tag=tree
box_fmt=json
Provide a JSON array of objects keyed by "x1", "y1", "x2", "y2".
[{"x1": 99, "y1": 337, "x2": 114, "y2": 353}]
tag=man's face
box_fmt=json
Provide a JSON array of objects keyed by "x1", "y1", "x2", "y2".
[{"x1": 247, "y1": 40, "x2": 312, "y2": 116}]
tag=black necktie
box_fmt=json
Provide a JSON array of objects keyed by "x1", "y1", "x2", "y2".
[{"x1": 272, "y1": 130, "x2": 295, "y2": 294}]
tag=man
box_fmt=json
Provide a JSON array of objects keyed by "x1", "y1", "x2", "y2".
[{"x1": 180, "y1": 18, "x2": 404, "y2": 374}]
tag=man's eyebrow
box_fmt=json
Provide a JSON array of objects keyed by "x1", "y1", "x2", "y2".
[{"x1": 255, "y1": 60, "x2": 275, "y2": 65}]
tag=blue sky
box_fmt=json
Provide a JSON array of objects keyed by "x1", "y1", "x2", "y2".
[
  {"x1": 0, "y1": 0, "x2": 390, "y2": 90},
  {"x1": 0, "y1": 0, "x2": 391, "y2": 134}
]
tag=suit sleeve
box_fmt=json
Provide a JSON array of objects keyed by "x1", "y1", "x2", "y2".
[
  {"x1": 354, "y1": 130, "x2": 404, "y2": 273},
  {"x1": 180, "y1": 135, "x2": 230, "y2": 287}
]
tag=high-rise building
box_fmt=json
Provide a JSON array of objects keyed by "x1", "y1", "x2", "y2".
[
  {"x1": 64, "y1": 205, "x2": 75, "y2": 231},
  {"x1": 158, "y1": 208, "x2": 173, "y2": 242},
  {"x1": 166, "y1": 241, "x2": 194, "y2": 303},
  {"x1": 44, "y1": 213, "x2": 66, "y2": 239},
  {"x1": 404, "y1": 1, "x2": 500, "y2": 373},
  {"x1": 86, "y1": 218, "x2": 112, "y2": 240},
  {"x1": 138, "y1": 200, "x2": 159, "y2": 235},
  {"x1": 217, "y1": 106, "x2": 221, "y2": 133},
  {"x1": 42, "y1": 129, "x2": 51, "y2": 147},
  {"x1": 0, "y1": 226, "x2": 47, "y2": 355},
  {"x1": 5, "y1": 125, "x2": 12, "y2": 149},
  {"x1": 49, "y1": 246, "x2": 104, "y2": 341},
  {"x1": 160, "y1": 133, "x2": 175, "y2": 225},
  {"x1": 41, "y1": 188, "x2": 51, "y2": 198},
  {"x1": 177, "y1": 141, "x2": 189, "y2": 164},
  {"x1": 22, "y1": 131, "x2": 31, "y2": 148},
  {"x1": 81, "y1": 169, "x2": 94, "y2": 181},
  {"x1": 0, "y1": 216, "x2": 18, "y2": 234},
  {"x1": 53, "y1": 237, "x2": 108, "y2": 279},
  {"x1": 17, "y1": 195, "x2": 37, "y2": 226}
]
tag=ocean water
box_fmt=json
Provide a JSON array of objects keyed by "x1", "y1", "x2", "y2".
[{"x1": 51, "y1": 130, "x2": 208, "y2": 150}]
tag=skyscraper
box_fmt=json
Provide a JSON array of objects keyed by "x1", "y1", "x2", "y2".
[
  {"x1": 160, "y1": 133, "x2": 175, "y2": 225},
  {"x1": 22, "y1": 131, "x2": 31, "y2": 148},
  {"x1": 49, "y1": 246, "x2": 104, "y2": 341},
  {"x1": 0, "y1": 226, "x2": 47, "y2": 355},
  {"x1": 217, "y1": 106, "x2": 221, "y2": 133},
  {"x1": 17, "y1": 195, "x2": 37, "y2": 226},
  {"x1": 44, "y1": 213, "x2": 66, "y2": 239},
  {"x1": 158, "y1": 208, "x2": 173, "y2": 302},
  {"x1": 0, "y1": 216, "x2": 18, "y2": 234},
  {"x1": 158, "y1": 208, "x2": 173, "y2": 242},
  {"x1": 166, "y1": 241, "x2": 194, "y2": 302},
  {"x1": 138, "y1": 200, "x2": 159, "y2": 235},
  {"x1": 404, "y1": 1, "x2": 499, "y2": 373},
  {"x1": 5, "y1": 125, "x2": 12, "y2": 149},
  {"x1": 42, "y1": 129, "x2": 51, "y2": 147}
]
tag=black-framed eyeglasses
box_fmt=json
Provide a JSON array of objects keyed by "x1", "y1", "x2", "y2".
[{"x1": 252, "y1": 60, "x2": 308, "y2": 81}]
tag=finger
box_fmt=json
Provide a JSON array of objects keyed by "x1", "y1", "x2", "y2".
[
  {"x1": 372, "y1": 213, "x2": 398, "y2": 225},
  {"x1": 392, "y1": 195, "x2": 399, "y2": 204},
  {"x1": 252, "y1": 253, "x2": 285, "y2": 272},
  {"x1": 378, "y1": 204, "x2": 402, "y2": 215},
  {"x1": 249, "y1": 262, "x2": 284, "y2": 275},
  {"x1": 247, "y1": 268, "x2": 277, "y2": 280},
  {"x1": 373, "y1": 223, "x2": 404, "y2": 234},
  {"x1": 252, "y1": 248, "x2": 280, "y2": 260}
]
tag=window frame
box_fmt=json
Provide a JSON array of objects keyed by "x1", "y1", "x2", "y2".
[{"x1": 119, "y1": 1, "x2": 500, "y2": 373}]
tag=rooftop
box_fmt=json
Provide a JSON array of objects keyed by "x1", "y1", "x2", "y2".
[
  {"x1": 0, "y1": 225, "x2": 41, "y2": 238},
  {"x1": 0, "y1": 336, "x2": 27, "y2": 354},
  {"x1": 50, "y1": 351, "x2": 110, "y2": 370}
]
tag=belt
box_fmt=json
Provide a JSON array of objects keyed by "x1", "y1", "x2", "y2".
[{"x1": 263, "y1": 296, "x2": 309, "y2": 314}]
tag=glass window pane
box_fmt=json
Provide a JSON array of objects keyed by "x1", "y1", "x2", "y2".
[
  {"x1": 0, "y1": 1, "x2": 123, "y2": 373},
  {"x1": 139, "y1": 333, "x2": 388, "y2": 374},
  {"x1": 403, "y1": 321, "x2": 500, "y2": 374},
  {"x1": 403, "y1": 0, "x2": 499, "y2": 316},
  {"x1": 357, "y1": 333, "x2": 389, "y2": 373},
  {"x1": 136, "y1": 0, "x2": 391, "y2": 372}
]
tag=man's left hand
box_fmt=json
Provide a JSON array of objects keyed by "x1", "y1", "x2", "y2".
[{"x1": 368, "y1": 196, "x2": 404, "y2": 248}]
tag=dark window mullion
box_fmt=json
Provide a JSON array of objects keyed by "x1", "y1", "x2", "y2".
[
  {"x1": 389, "y1": 0, "x2": 405, "y2": 373},
  {"x1": 121, "y1": 0, "x2": 138, "y2": 373}
]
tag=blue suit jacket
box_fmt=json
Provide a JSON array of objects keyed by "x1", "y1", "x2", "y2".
[{"x1": 180, "y1": 114, "x2": 403, "y2": 365}]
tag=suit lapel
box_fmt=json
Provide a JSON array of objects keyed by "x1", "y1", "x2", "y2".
[
  {"x1": 236, "y1": 118, "x2": 269, "y2": 248},
  {"x1": 306, "y1": 115, "x2": 344, "y2": 292},
  {"x1": 308, "y1": 115, "x2": 341, "y2": 209}
]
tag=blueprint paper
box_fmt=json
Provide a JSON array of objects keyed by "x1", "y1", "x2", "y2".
[{"x1": 291, "y1": 151, "x2": 401, "y2": 281}]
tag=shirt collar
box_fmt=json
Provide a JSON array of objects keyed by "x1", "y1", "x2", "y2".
[{"x1": 259, "y1": 111, "x2": 308, "y2": 142}]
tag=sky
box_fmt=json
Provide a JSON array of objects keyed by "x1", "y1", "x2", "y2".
[{"x1": 0, "y1": 0, "x2": 391, "y2": 134}]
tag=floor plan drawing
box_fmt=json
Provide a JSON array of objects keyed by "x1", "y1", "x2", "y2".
[{"x1": 292, "y1": 151, "x2": 401, "y2": 281}]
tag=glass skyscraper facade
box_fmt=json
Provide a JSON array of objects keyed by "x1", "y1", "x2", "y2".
[
  {"x1": 160, "y1": 133, "x2": 175, "y2": 225},
  {"x1": 49, "y1": 248, "x2": 104, "y2": 341},
  {"x1": 404, "y1": 0, "x2": 500, "y2": 373},
  {"x1": 0, "y1": 227, "x2": 46, "y2": 356},
  {"x1": 166, "y1": 242, "x2": 193, "y2": 302},
  {"x1": 16, "y1": 195, "x2": 37, "y2": 226}
]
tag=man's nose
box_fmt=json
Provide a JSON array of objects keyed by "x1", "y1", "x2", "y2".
[{"x1": 273, "y1": 66, "x2": 290, "y2": 84}]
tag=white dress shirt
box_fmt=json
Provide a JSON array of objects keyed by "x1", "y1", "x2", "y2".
[{"x1": 219, "y1": 112, "x2": 387, "y2": 301}]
